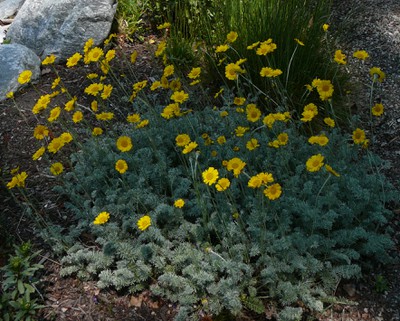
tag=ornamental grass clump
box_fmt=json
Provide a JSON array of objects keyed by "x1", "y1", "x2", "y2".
[
  {"x1": 156, "y1": 0, "x2": 342, "y2": 116},
  {"x1": 1, "y1": 27, "x2": 398, "y2": 321}
]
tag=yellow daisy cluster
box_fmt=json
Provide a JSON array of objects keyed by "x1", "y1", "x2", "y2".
[
  {"x1": 311, "y1": 78, "x2": 334, "y2": 101},
  {"x1": 260, "y1": 67, "x2": 282, "y2": 78},
  {"x1": 175, "y1": 134, "x2": 198, "y2": 155},
  {"x1": 225, "y1": 61, "x2": 246, "y2": 81},
  {"x1": 214, "y1": 31, "x2": 238, "y2": 54},
  {"x1": 308, "y1": 134, "x2": 329, "y2": 146},
  {"x1": 225, "y1": 157, "x2": 246, "y2": 177},
  {"x1": 6, "y1": 171, "x2": 28, "y2": 189},
  {"x1": 300, "y1": 103, "x2": 318, "y2": 122},
  {"x1": 246, "y1": 138, "x2": 260, "y2": 151},
  {"x1": 268, "y1": 133, "x2": 289, "y2": 148},
  {"x1": 32, "y1": 94, "x2": 51, "y2": 114},
  {"x1": 305, "y1": 154, "x2": 340, "y2": 177},
  {"x1": 247, "y1": 172, "x2": 274, "y2": 188},
  {"x1": 262, "y1": 112, "x2": 291, "y2": 129},
  {"x1": 255, "y1": 39, "x2": 277, "y2": 56},
  {"x1": 10, "y1": 28, "x2": 388, "y2": 267},
  {"x1": 246, "y1": 104, "x2": 262, "y2": 122},
  {"x1": 247, "y1": 172, "x2": 283, "y2": 200},
  {"x1": 48, "y1": 132, "x2": 73, "y2": 154}
]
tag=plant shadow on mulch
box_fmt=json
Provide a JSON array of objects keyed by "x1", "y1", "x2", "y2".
[{"x1": 1, "y1": 36, "x2": 399, "y2": 321}]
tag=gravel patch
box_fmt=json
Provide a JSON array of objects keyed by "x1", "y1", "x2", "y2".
[
  {"x1": 331, "y1": 1, "x2": 400, "y2": 320},
  {"x1": 332, "y1": 0, "x2": 400, "y2": 189}
]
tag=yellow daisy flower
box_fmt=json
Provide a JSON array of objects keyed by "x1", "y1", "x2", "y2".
[
  {"x1": 171, "y1": 90, "x2": 189, "y2": 103},
  {"x1": 48, "y1": 137, "x2": 65, "y2": 154},
  {"x1": 182, "y1": 142, "x2": 198, "y2": 154},
  {"x1": 334, "y1": 49, "x2": 347, "y2": 65},
  {"x1": 264, "y1": 183, "x2": 282, "y2": 200},
  {"x1": 72, "y1": 111, "x2": 83, "y2": 123},
  {"x1": 86, "y1": 47, "x2": 104, "y2": 63},
  {"x1": 226, "y1": 157, "x2": 246, "y2": 177},
  {"x1": 42, "y1": 54, "x2": 56, "y2": 65},
  {"x1": 84, "y1": 83, "x2": 104, "y2": 96},
  {"x1": 353, "y1": 50, "x2": 369, "y2": 60},
  {"x1": 260, "y1": 67, "x2": 282, "y2": 77},
  {"x1": 306, "y1": 154, "x2": 325, "y2": 172},
  {"x1": 137, "y1": 215, "x2": 151, "y2": 231},
  {"x1": 96, "y1": 112, "x2": 114, "y2": 121},
  {"x1": 369, "y1": 67, "x2": 385, "y2": 82},
  {"x1": 226, "y1": 31, "x2": 238, "y2": 43},
  {"x1": 175, "y1": 134, "x2": 191, "y2": 147},
  {"x1": 325, "y1": 164, "x2": 340, "y2": 177},
  {"x1": 246, "y1": 138, "x2": 260, "y2": 151},
  {"x1": 18, "y1": 70, "x2": 32, "y2": 84},
  {"x1": 188, "y1": 67, "x2": 201, "y2": 79},
  {"x1": 324, "y1": 117, "x2": 335, "y2": 128},
  {"x1": 256, "y1": 39, "x2": 277, "y2": 55},
  {"x1": 66, "y1": 52, "x2": 82, "y2": 68},
  {"x1": 246, "y1": 104, "x2": 261, "y2": 122},
  {"x1": 371, "y1": 103, "x2": 384, "y2": 116},
  {"x1": 32, "y1": 147, "x2": 46, "y2": 161},
  {"x1": 215, "y1": 178, "x2": 230, "y2": 192},
  {"x1": 174, "y1": 199, "x2": 185, "y2": 208},
  {"x1": 115, "y1": 159, "x2": 128, "y2": 174},
  {"x1": 50, "y1": 162, "x2": 64, "y2": 176},
  {"x1": 352, "y1": 128, "x2": 366, "y2": 145},
  {"x1": 116, "y1": 136, "x2": 133, "y2": 152},
  {"x1": 101, "y1": 84, "x2": 113, "y2": 100},
  {"x1": 215, "y1": 44, "x2": 229, "y2": 53},
  {"x1": 92, "y1": 127, "x2": 103, "y2": 136},
  {"x1": 93, "y1": 211, "x2": 110, "y2": 225},
  {"x1": 202, "y1": 167, "x2": 219, "y2": 185},
  {"x1": 33, "y1": 125, "x2": 49, "y2": 140},
  {"x1": 163, "y1": 64, "x2": 174, "y2": 78}
]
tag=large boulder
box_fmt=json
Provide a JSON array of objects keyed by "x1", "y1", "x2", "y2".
[
  {"x1": 6, "y1": 0, "x2": 117, "y2": 61},
  {"x1": 0, "y1": 0, "x2": 26, "y2": 43},
  {"x1": 0, "y1": 43, "x2": 41, "y2": 102},
  {"x1": 0, "y1": 0, "x2": 25, "y2": 19}
]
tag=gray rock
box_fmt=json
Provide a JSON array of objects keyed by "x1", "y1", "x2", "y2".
[
  {"x1": 0, "y1": 0, "x2": 25, "y2": 19},
  {"x1": 6, "y1": 0, "x2": 117, "y2": 60},
  {"x1": 0, "y1": 43, "x2": 41, "y2": 102}
]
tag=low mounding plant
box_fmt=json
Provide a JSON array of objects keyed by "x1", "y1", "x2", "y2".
[{"x1": 2, "y1": 23, "x2": 397, "y2": 321}]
